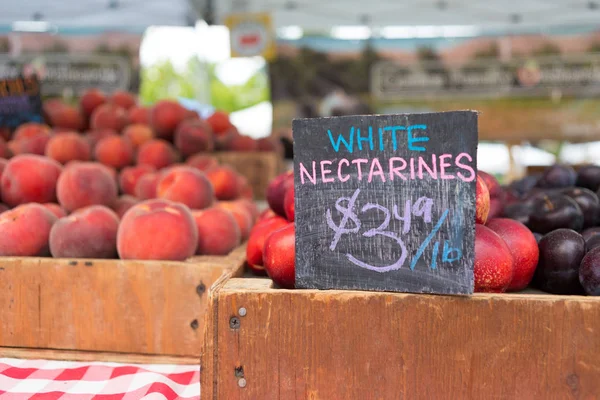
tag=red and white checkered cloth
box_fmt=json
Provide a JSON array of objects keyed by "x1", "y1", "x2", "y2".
[{"x1": 0, "y1": 358, "x2": 200, "y2": 399}]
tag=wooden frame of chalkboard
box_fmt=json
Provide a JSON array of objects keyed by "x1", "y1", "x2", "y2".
[{"x1": 293, "y1": 111, "x2": 478, "y2": 295}]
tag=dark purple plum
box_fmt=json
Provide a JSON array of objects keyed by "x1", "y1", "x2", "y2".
[
  {"x1": 586, "y1": 234, "x2": 600, "y2": 253},
  {"x1": 576, "y1": 165, "x2": 600, "y2": 191},
  {"x1": 502, "y1": 202, "x2": 534, "y2": 225},
  {"x1": 528, "y1": 195, "x2": 584, "y2": 234},
  {"x1": 509, "y1": 175, "x2": 540, "y2": 196},
  {"x1": 536, "y1": 164, "x2": 577, "y2": 189},
  {"x1": 562, "y1": 187, "x2": 600, "y2": 228},
  {"x1": 535, "y1": 229, "x2": 585, "y2": 295},
  {"x1": 580, "y1": 247, "x2": 600, "y2": 295},
  {"x1": 582, "y1": 227, "x2": 600, "y2": 243},
  {"x1": 533, "y1": 232, "x2": 543, "y2": 244}
]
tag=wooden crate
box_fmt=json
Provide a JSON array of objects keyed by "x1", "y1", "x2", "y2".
[
  {"x1": 202, "y1": 278, "x2": 600, "y2": 399},
  {"x1": 214, "y1": 152, "x2": 283, "y2": 200},
  {"x1": 0, "y1": 246, "x2": 247, "y2": 364}
]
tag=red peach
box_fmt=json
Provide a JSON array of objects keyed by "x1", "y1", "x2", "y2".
[
  {"x1": 246, "y1": 216, "x2": 289, "y2": 275},
  {"x1": 49, "y1": 205, "x2": 119, "y2": 258},
  {"x1": 119, "y1": 165, "x2": 155, "y2": 195},
  {"x1": 488, "y1": 198, "x2": 503, "y2": 220},
  {"x1": 217, "y1": 201, "x2": 254, "y2": 240},
  {"x1": 257, "y1": 137, "x2": 283, "y2": 154},
  {"x1": 186, "y1": 154, "x2": 219, "y2": 171},
  {"x1": 0, "y1": 203, "x2": 57, "y2": 256},
  {"x1": 0, "y1": 203, "x2": 8, "y2": 214},
  {"x1": 284, "y1": 185, "x2": 294, "y2": 221},
  {"x1": 1, "y1": 155, "x2": 62, "y2": 206},
  {"x1": 487, "y1": 218, "x2": 539, "y2": 291},
  {"x1": 123, "y1": 124, "x2": 154, "y2": 150},
  {"x1": 474, "y1": 224, "x2": 515, "y2": 293},
  {"x1": 206, "y1": 111, "x2": 231, "y2": 135},
  {"x1": 156, "y1": 166, "x2": 214, "y2": 209},
  {"x1": 258, "y1": 208, "x2": 276, "y2": 221},
  {"x1": 85, "y1": 129, "x2": 118, "y2": 150},
  {"x1": 149, "y1": 100, "x2": 188, "y2": 139},
  {"x1": 206, "y1": 166, "x2": 242, "y2": 200},
  {"x1": 267, "y1": 171, "x2": 294, "y2": 217},
  {"x1": 0, "y1": 158, "x2": 8, "y2": 177},
  {"x1": 117, "y1": 199, "x2": 198, "y2": 260},
  {"x1": 192, "y1": 207, "x2": 241, "y2": 255},
  {"x1": 90, "y1": 103, "x2": 128, "y2": 132},
  {"x1": 48, "y1": 105, "x2": 85, "y2": 131},
  {"x1": 109, "y1": 90, "x2": 136, "y2": 110},
  {"x1": 112, "y1": 195, "x2": 138, "y2": 218},
  {"x1": 128, "y1": 106, "x2": 150, "y2": 125},
  {"x1": 57, "y1": 162, "x2": 118, "y2": 212},
  {"x1": 80, "y1": 88, "x2": 106, "y2": 117},
  {"x1": 134, "y1": 172, "x2": 160, "y2": 200},
  {"x1": 263, "y1": 223, "x2": 296, "y2": 288},
  {"x1": 14, "y1": 122, "x2": 51, "y2": 141},
  {"x1": 225, "y1": 135, "x2": 258, "y2": 152},
  {"x1": 42, "y1": 203, "x2": 68, "y2": 219},
  {"x1": 136, "y1": 139, "x2": 179, "y2": 169},
  {"x1": 45, "y1": 132, "x2": 92, "y2": 164},
  {"x1": 174, "y1": 119, "x2": 214, "y2": 157},
  {"x1": 479, "y1": 171, "x2": 501, "y2": 198},
  {"x1": 475, "y1": 174, "x2": 490, "y2": 225},
  {"x1": 94, "y1": 136, "x2": 134, "y2": 170},
  {"x1": 238, "y1": 175, "x2": 253, "y2": 200},
  {"x1": 11, "y1": 123, "x2": 52, "y2": 155}
]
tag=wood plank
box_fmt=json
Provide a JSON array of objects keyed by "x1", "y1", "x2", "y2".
[
  {"x1": 214, "y1": 152, "x2": 283, "y2": 200},
  {"x1": 0, "y1": 347, "x2": 200, "y2": 365},
  {"x1": 207, "y1": 278, "x2": 600, "y2": 399},
  {"x1": 0, "y1": 245, "x2": 247, "y2": 358}
]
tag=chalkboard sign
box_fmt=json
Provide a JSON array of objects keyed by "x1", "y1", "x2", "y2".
[
  {"x1": 0, "y1": 75, "x2": 43, "y2": 128},
  {"x1": 293, "y1": 111, "x2": 478, "y2": 295}
]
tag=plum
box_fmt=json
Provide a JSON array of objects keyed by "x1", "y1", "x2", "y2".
[
  {"x1": 532, "y1": 232, "x2": 544, "y2": 244},
  {"x1": 579, "y1": 247, "x2": 600, "y2": 295},
  {"x1": 576, "y1": 165, "x2": 600, "y2": 191},
  {"x1": 509, "y1": 175, "x2": 540, "y2": 196},
  {"x1": 536, "y1": 164, "x2": 577, "y2": 189},
  {"x1": 528, "y1": 194, "x2": 583, "y2": 234},
  {"x1": 502, "y1": 202, "x2": 534, "y2": 226},
  {"x1": 535, "y1": 229, "x2": 585, "y2": 295},
  {"x1": 562, "y1": 187, "x2": 599, "y2": 228}
]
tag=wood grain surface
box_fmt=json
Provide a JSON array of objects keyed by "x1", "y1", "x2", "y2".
[
  {"x1": 0, "y1": 245, "x2": 247, "y2": 359},
  {"x1": 203, "y1": 277, "x2": 600, "y2": 400}
]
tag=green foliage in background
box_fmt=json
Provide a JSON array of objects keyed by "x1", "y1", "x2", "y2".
[{"x1": 140, "y1": 57, "x2": 269, "y2": 112}]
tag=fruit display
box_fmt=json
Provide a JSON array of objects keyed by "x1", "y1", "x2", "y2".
[
  {"x1": 252, "y1": 165, "x2": 600, "y2": 296},
  {"x1": 0, "y1": 90, "x2": 260, "y2": 260}
]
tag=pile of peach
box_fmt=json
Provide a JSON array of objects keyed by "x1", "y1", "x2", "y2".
[
  {"x1": 246, "y1": 171, "x2": 296, "y2": 288},
  {"x1": 0, "y1": 149, "x2": 256, "y2": 261}
]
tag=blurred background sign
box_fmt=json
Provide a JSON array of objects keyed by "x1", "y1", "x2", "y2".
[{"x1": 225, "y1": 12, "x2": 276, "y2": 61}]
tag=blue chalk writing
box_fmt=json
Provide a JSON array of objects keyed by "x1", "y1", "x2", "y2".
[
  {"x1": 327, "y1": 127, "x2": 354, "y2": 153},
  {"x1": 407, "y1": 125, "x2": 429, "y2": 152}
]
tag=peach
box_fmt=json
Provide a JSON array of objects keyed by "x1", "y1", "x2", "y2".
[
  {"x1": 1, "y1": 155, "x2": 62, "y2": 206},
  {"x1": 14, "y1": 122, "x2": 51, "y2": 141},
  {"x1": 0, "y1": 138, "x2": 10, "y2": 158},
  {"x1": 0, "y1": 203, "x2": 57, "y2": 256},
  {"x1": 123, "y1": 124, "x2": 154, "y2": 150},
  {"x1": 214, "y1": 127, "x2": 237, "y2": 150},
  {"x1": 263, "y1": 223, "x2": 296, "y2": 288},
  {"x1": 192, "y1": 207, "x2": 241, "y2": 255},
  {"x1": 119, "y1": 165, "x2": 155, "y2": 195},
  {"x1": 156, "y1": 166, "x2": 214, "y2": 209},
  {"x1": 136, "y1": 139, "x2": 179, "y2": 169},
  {"x1": 258, "y1": 208, "x2": 276, "y2": 222},
  {"x1": 0, "y1": 157, "x2": 8, "y2": 177},
  {"x1": 174, "y1": 119, "x2": 214, "y2": 157},
  {"x1": 80, "y1": 88, "x2": 106, "y2": 117},
  {"x1": 48, "y1": 105, "x2": 85, "y2": 131},
  {"x1": 149, "y1": 100, "x2": 187, "y2": 139},
  {"x1": 284, "y1": 185, "x2": 294, "y2": 221},
  {"x1": 267, "y1": 171, "x2": 294, "y2": 217},
  {"x1": 42, "y1": 98, "x2": 64, "y2": 124},
  {"x1": 12, "y1": 123, "x2": 52, "y2": 155},
  {"x1": 57, "y1": 162, "x2": 118, "y2": 212},
  {"x1": 112, "y1": 195, "x2": 138, "y2": 218},
  {"x1": 85, "y1": 129, "x2": 118, "y2": 149},
  {"x1": 49, "y1": 205, "x2": 119, "y2": 258},
  {"x1": 43, "y1": 203, "x2": 68, "y2": 219},
  {"x1": 134, "y1": 172, "x2": 160, "y2": 200},
  {"x1": 0, "y1": 203, "x2": 8, "y2": 214},
  {"x1": 246, "y1": 215, "x2": 289, "y2": 274},
  {"x1": 128, "y1": 106, "x2": 150, "y2": 125},
  {"x1": 117, "y1": 199, "x2": 198, "y2": 260},
  {"x1": 90, "y1": 103, "x2": 128, "y2": 132},
  {"x1": 476, "y1": 174, "x2": 490, "y2": 224},
  {"x1": 225, "y1": 135, "x2": 258, "y2": 152},
  {"x1": 206, "y1": 166, "x2": 242, "y2": 200},
  {"x1": 206, "y1": 111, "x2": 231, "y2": 135},
  {"x1": 186, "y1": 154, "x2": 219, "y2": 171},
  {"x1": 238, "y1": 175, "x2": 253, "y2": 199},
  {"x1": 217, "y1": 201, "x2": 254, "y2": 240},
  {"x1": 257, "y1": 137, "x2": 282, "y2": 153},
  {"x1": 45, "y1": 132, "x2": 92, "y2": 164},
  {"x1": 232, "y1": 198, "x2": 259, "y2": 222},
  {"x1": 94, "y1": 136, "x2": 134, "y2": 170},
  {"x1": 109, "y1": 90, "x2": 136, "y2": 110}
]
